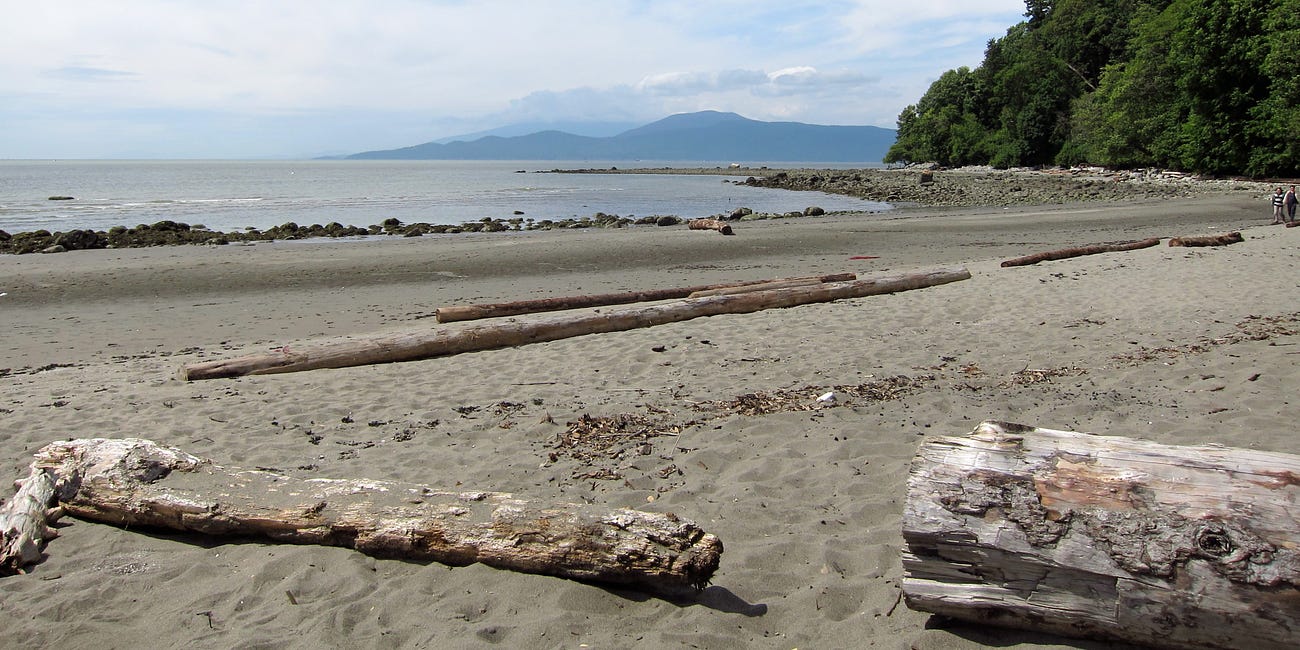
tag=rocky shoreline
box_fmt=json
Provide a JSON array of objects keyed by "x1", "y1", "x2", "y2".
[
  {"x1": 1, "y1": 166, "x2": 1272, "y2": 254},
  {"x1": 0, "y1": 213, "x2": 698, "y2": 255},
  {"x1": 560, "y1": 165, "x2": 1273, "y2": 207}
]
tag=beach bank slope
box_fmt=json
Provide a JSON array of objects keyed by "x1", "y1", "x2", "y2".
[{"x1": 1, "y1": 194, "x2": 1295, "y2": 649}]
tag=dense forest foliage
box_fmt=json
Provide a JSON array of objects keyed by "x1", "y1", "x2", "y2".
[{"x1": 884, "y1": 0, "x2": 1300, "y2": 177}]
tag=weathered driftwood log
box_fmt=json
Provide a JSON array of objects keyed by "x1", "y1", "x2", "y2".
[
  {"x1": 903, "y1": 421, "x2": 1300, "y2": 650},
  {"x1": 687, "y1": 218, "x2": 734, "y2": 235},
  {"x1": 687, "y1": 277, "x2": 826, "y2": 298},
  {"x1": 1000, "y1": 237, "x2": 1162, "y2": 267},
  {"x1": 434, "y1": 273, "x2": 857, "y2": 323},
  {"x1": 30, "y1": 438, "x2": 722, "y2": 593},
  {"x1": 1168, "y1": 232, "x2": 1244, "y2": 247},
  {"x1": 0, "y1": 466, "x2": 62, "y2": 575},
  {"x1": 180, "y1": 266, "x2": 970, "y2": 380}
]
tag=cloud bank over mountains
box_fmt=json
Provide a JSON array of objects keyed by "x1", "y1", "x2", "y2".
[{"x1": 0, "y1": 1, "x2": 1025, "y2": 158}]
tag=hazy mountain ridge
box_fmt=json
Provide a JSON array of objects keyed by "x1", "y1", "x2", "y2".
[{"x1": 347, "y1": 111, "x2": 895, "y2": 162}]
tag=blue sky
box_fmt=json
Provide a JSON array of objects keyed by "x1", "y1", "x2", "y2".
[{"x1": 1, "y1": 1, "x2": 1027, "y2": 159}]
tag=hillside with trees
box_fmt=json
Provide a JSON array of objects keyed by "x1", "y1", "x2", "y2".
[{"x1": 885, "y1": 0, "x2": 1300, "y2": 177}]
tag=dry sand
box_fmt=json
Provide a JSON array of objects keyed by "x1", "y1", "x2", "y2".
[{"x1": 1, "y1": 193, "x2": 1297, "y2": 649}]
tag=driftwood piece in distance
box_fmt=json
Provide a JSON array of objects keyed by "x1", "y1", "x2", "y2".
[
  {"x1": 1168, "y1": 232, "x2": 1244, "y2": 247},
  {"x1": 0, "y1": 465, "x2": 62, "y2": 575},
  {"x1": 435, "y1": 273, "x2": 856, "y2": 323},
  {"x1": 180, "y1": 266, "x2": 970, "y2": 380},
  {"x1": 30, "y1": 438, "x2": 722, "y2": 594},
  {"x1": 903, "y1": 421, "x2": 1300, "y2": 650},
  {"x1": 687, "y1": 218, "x2": 733, "y2": 235},
  {"x1": 1000, "y1": 237, "x2": 1161, "y2": 267}
]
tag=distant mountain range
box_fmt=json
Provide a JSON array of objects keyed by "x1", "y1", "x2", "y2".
[{"x1": 346, "y1": 111, "x2": 895, "y2": 162}]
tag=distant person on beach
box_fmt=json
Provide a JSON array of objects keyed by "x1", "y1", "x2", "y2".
[
  {"x1": 1272, "y1": 187, "x2": 1286, "y2": 224},
  {"x1": 1286, "y1": 185, "x2": 1298, "y2": 224}
]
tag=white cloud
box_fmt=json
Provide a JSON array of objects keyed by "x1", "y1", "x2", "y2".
[{"x1": 0, "y1": 0, "x2": 1027, "y2": 157}]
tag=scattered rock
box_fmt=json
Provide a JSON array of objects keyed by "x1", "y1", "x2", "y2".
[
  {"x1": 742, "y1": 167, "x2": 1267, "y2": 208},
  {"x1": 54, "y1": 229, "x2": 105, "y2": 251}
]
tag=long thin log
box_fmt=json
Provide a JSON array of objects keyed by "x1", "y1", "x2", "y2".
[
  {"x1": 1000, "y1": 237, "x2": 1161, "y2": 267},
  {"x1": 1168, "y1": 232, "x2": 1244, "y2": 247},
  {"x1": 687, "y1": 278, "x2": 826, "y2": 298},
  {"x1": 687, "y1": 218, "x2": 734, "y2": 235},
  {"x1": 903, "y1": 421, "x2": 1300, "y2": 650},
  {"x1": 30, "y1": 438, "x2": 722, "y2": 594},
  {"x1": 180, "y1": 267, "x2": 971, "y2": 380},
  {"x1": 435, "y1": 273, "x2": 857, "y2": 323},
  {"x1": 0, "y1": 466, "x2": 62, "y2": 575}
]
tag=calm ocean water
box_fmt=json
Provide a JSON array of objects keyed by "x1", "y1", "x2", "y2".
[{"x1": 0, "y1": 160, "x2": 889, "y2": 234}]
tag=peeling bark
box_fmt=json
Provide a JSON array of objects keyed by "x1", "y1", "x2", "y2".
[
  {"x1": 0, "y1": 465, "x2": 62, "y2": 575},
  {"x1": 903, "y1": 421, "x2": 1300, "y2": 650}
]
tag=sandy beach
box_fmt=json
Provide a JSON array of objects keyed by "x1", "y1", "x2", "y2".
[{"x1": 1, "y1": 190, "x2": 1297, "y2": 648}]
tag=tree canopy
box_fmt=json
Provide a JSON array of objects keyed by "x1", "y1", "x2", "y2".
[{"x1": 885, "y1": 0, "x2": 1300, "y2": 177}]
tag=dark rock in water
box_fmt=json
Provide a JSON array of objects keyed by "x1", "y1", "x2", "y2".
[
  {"x1": 150, "y1": 220, "x2": 190, "y2": 232},
  {"x1": 40, "y1": 244, "x2": 67, "y2": 254},
  {"x1": 803, "y1": 206, "x2": 825, "y2": 216},
  {"x1": 655, "y1": 215, "x2": 682, "y2": 226},
  {"x1": 54, "y1": 229, "x2": 106, "y2": 251},
  {"x1": 0, "y1": 230, "x2": 9, "y2": 241},
  {"x1": 48, "y1": 196, "x2": 75, "y2": 201}
]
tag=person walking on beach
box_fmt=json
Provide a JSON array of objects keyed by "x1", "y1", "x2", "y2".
[
  {"x1": 1286, "y1": 185, "x2": 1298, "y2": 224},
  {"x1": 1271, "y1": 187, "x2": 1285, "y2": 224}
]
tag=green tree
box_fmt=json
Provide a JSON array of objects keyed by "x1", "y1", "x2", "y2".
[
  {"x1": 889, "y1": 0, "x2": 1300, "y2": 176},
  {"x1": 1167, "y1": 0, "x2": 1273, "y2": 174},
  {"x1": 1070, "y1": 4, "x2": 1179, "y2": 168},
  {"x1": 885, "y1": 67, "x2": 985, "y2": 165},
  {"x1": 1245, "y1": 0, "x2": 1300, "y2": 176}
]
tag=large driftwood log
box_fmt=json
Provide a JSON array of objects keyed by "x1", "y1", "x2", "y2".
[
  {"x1": 903, "y1": 421, "x2": 1300, "y2": 650},
  {"x1": 0, "y1": 465, "x2": 62, "y2": 575},
  {"x1": 180, "y1": 267, "x2": 970, "y2": 380},
  {"x1": 434, "y1": 273, "x2": 856, "y2": 323},
  {"x1": 1168, "y1": 232, "x2": 1244, "y2": 247},
  {"x1": 1000, "y1": 237, "x2": 1162, "y2": 267},
  {"x1": 687, "y1": 218, "x2": 734, "y2": 235},
  {"x1": 29, "y1": 438, "x2": 722, "y2": 593}
]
